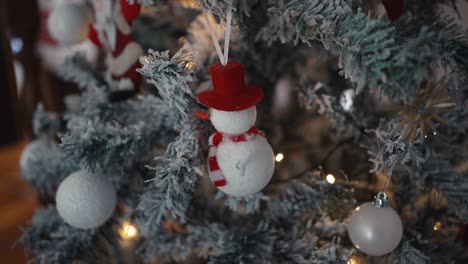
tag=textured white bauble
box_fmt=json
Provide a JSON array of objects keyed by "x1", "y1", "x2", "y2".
[
  {"x1": 47, "y1": 3, "x2": 89, "y2": 46},
  {"x1": 56, "y1": 170, "x2": 117, "y2": 229},
  {"x1": 347, "y1": 202, "x2": 403, "y2": 256},
  {"x1": 210, "y1": 106, "x2": 256, "y2": 134},
  {"x1": 216, "y1": 135, "x2": 274, "y2": 196}
]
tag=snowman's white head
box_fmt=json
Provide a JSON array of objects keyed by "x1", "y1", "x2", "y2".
[{"x1": 210, "y1": 106, "x2": 256, "y2": 134}]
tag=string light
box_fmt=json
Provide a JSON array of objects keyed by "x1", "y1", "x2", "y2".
[
  {"x1": 275, "y1": 153, "x2": 284, "y2": 162},
  {"x1": 433, "y1": 222, "x2": 441, "y2": 231},
  {"x1": 139, "y1": 55, "x2": 151, "y2": 65},
  {"x1": 347, "y1": 255, "x2": 359, "y2": 264},
  {"x1": 184, "y1": 61, "x2": 196, "y2": 71},
  {"x1": 120, "y1": 221, "x2": 138, "y2": 240},
  {"x1": 326, "y1": 174, "x2": 336, "y2": 184}
]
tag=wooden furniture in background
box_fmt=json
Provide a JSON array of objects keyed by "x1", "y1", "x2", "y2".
[
  {"x1": 2, "y1": 0, "x2": 79, "y2": 141},
  {"x1": 0, "y1": 141, "x2": 38, "y2": 263},
  {"x1": 0, "y1": 0, "x2": 22, "y2": 147}
]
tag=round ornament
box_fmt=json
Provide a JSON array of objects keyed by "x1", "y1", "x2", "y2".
[
  {"x1": 347, "y1": 192, "x2": 403, "y2": 256},
  {"x1": 56, "y1": 170, "x2": 117, "y2": 229},
  {"x1": 47, "y1": 3, "x2": 90, "y2": 46},
  {"x1": 20, "y1": 140, "x2": 45, "y2": 176}
]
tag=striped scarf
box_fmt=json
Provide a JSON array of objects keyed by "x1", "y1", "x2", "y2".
[{"x1": 208, "y1": 127, "x2": 264, "y2": 187}]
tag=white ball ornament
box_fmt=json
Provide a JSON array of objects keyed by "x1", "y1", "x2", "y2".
[
  {"x1": 347, "y1": 192, "x2": 403, "y2": 256},
  {"x1": 56, "y1": 170, "x2": 117, "y2": 229},
  {"x1": 47, "y1": 3, "x2": 90, "y2": 46}
]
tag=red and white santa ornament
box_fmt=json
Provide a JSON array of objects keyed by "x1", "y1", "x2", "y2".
[
  {"x1": 41, "y1": 0, "x2": 98, "y2": 74},
  {"x1": 47, "y1": 0, "x2": 143, "y2": 98},
  {"x1": 199, "y1": 61, "x2": 275, "y2": 197},
  {"x1": 88, "y1": 0, "x2": 143, "y2": 96}
]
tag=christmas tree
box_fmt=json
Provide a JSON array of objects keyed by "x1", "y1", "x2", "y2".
[{"x1": 19, "y1": 0, "x2": 468, "y2": 263}]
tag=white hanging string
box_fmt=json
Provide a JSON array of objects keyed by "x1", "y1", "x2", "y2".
[
  {"x1": 223, "y1": 7, "x2": 233, "y2": 65},
  {"x1": 202, "y1": 10, "x2": 225, "y2": 65},
  {"x1": 383, "y1": 173, "x2": 393, "y2": 192},
  {"x1": 202, "y1": 3, "x2": 233, "y2": 66}
]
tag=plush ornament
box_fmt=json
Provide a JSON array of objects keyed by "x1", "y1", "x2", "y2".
[
  {"x1": 47, "y1": 3, "x2": 90, "y2": 46},
  {"x1": 38, "y1": 0, "x2": 98, "y2": 74},
  {"x1": 348, "y1": 192, "x2": 403, "y2": 256},
  {"x1": 382, "y1": 0, "x2": 404, "y2": 22},
  {"x1": 199, "y1": 61, "x2": 275, "y2": 196},
  {"x1": 88, "y1": 0, "x2": 143, "y2": 101},
  {"x1": 56, "y1": 170, "x2": 117, "y2": 229}
]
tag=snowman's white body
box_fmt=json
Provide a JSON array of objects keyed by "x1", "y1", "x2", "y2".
[{"x1": 209, "y1": 107, "x2": 275, "y2": 196}]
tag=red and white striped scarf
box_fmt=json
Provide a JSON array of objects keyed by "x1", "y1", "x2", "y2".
[{"x1": 208, "y1": 127, "x2": 265, "y2": 187}]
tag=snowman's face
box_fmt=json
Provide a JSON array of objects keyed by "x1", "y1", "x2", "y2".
[{"x1": 210, "y1": 106, "x2": 257, "y2": 134}]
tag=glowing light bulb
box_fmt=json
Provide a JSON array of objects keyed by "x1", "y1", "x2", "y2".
[
  {"x1": 120, "y1": 221, "x2": 138, "y2": 240},
  {"x1": 185, "y1": 61, "x2": 196, "y2": 71},
  {"x1": 139, "y1": 55, "x2": 151, "y2": 65},
  {"x1": 347, "y1": 255, "x2": 359, "y2": 264},
  {"x1": 275, "y1": 153, "x2": 284, "y2": 162},
  {"x1": 433, "y1": 222, "x2": 441, "y2": 231},
  {"x1": 326, "y1": 174, "x2": 336, "y2": 184}
]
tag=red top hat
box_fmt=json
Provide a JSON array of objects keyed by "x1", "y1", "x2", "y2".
[{"x1": 199, "y1": 61, "x2": 263, "y2": 111}]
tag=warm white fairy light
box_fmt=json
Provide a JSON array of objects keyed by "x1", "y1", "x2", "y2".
[
  {"x1": 139, "y1": 55, "x2": 151, "y2": 65},
  {"x1": 347, "y1": 255, "x2": 359, "y2": 264},
  {"x1": 326, "y1": 174, "x2": 336, "y2": 184},
  {"x1": 433, "y1": 221, "x2": 441, "y2": 231},
  {"x1": 120, "y1": 221, "x2": 138, "y2": 240},
  {"x1": 275, "y1": 153, "x2": 284, "y2": 162}
]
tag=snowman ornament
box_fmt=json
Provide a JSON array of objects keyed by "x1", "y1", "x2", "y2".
[{"x1": 199, "y1": 61, "x2": 275, "y2": 197}]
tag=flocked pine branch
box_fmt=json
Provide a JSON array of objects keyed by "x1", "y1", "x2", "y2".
[
  {"x1": 404, "y1": 0, "x2": 458, "y2": 21},
  {"x1": 61, "y1": 95, "x2": 179, "y2": 173},
  {"x1": 421, "y1": 158, "x2": 468, "y2": 221},
  {"x1": 267, "y1": 176, "x2": 354, "y2": 223},
  {"x1": 20, "y1": 139, "x2": 77, "y2": 197},
  {"x1": 367, "y1": 119, "x2": 427, "y2": 176},
  {"x1": 138, "y1": 44, "x2": 196, "y2": 128},
  {"x1": 138, "y1": 117, "x2": 203, "y2": 229},
  {"x1": 59, "y1": 53, "x2": 107, "y2": 90},
  {"x1": 20, "y1": 206, "x2": 116, "y2": 264},
  {"x1": 140, "y1": 223, "x2": 227, "y2": 262},
  {"x1": 21, "y1": 105, "x2": 77, "y2": 196},
  {"x1": 298, "y1": 79, "x2": 363, "y2": 137},
  {"x1": 392, "y1": 236, "x2": 431, "y2": 264},
  {"x1": 215, "y1": 191, "x2": 269, "y2": 215},
  {"x1": 59, "y1": 46, "x2": 200, "y2": 172},
  {"x1": 207, "y1": 223, "x2": 276, "y2": 264},
  {"x1": 139, "y1": 168, "x2": 353, "y2": 262},
  {"x1": 200, "y1": 0, "x2": 252, "y2": 22},
  {"x1": 272, "y1": 227, "x2": 315, "y2": 264},
  {"x1": 32, "y1": 104, "x2": 61, "y2": 137},
  {"x1": 307, "y1": 241, "x2": 352, "y2": 264},
  {"x1": 255, "y1": 0, "x2": 468, "y2": 100},
  {"x1": 137, "y1": 45, "x2": 206, "y2": 229}
]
